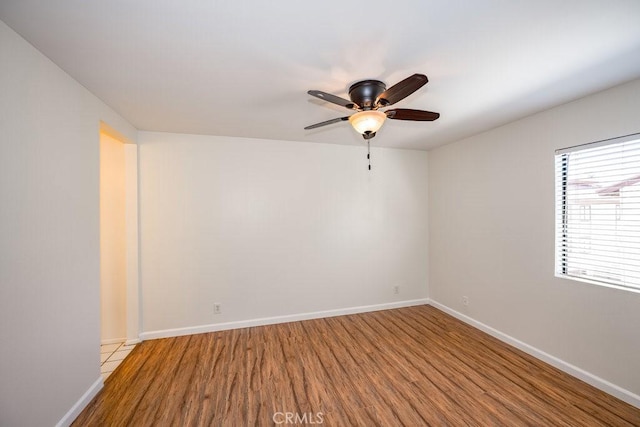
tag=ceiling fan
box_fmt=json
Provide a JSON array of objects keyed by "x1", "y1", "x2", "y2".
[{"x1": 304, "y1": 73, "x2": 440, "y2": 140}]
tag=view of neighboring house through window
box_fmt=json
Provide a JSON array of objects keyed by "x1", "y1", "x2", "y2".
[{"x1": 555, "y1": 133, "x2": 640, "y2": 292}]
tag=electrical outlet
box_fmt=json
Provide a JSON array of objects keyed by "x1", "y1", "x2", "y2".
[
  {"x1": 393, "y1": 285, "x2": 400, "y2": 295},
  {"x1": 214, "y1": 303, "x2": 222, "y2": 314},
  {"x1": 462, "y1": 296, "x2": 469, "y2": 306}
]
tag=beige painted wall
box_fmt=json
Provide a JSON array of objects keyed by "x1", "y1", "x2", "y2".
[{"x1": 100, "y1": 132, "x2": 127, "y2": 342}]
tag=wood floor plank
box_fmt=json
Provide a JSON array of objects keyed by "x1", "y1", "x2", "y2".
[
  {"x1": 127, "y1": 335, "x2": 192, "y2": 426},
  {"x1": 380, "y1": 309, "x2": 577, "y2": 426},
  {"x1": 90, "y1": 337, "x2": 173, "y2": 425},
  {"x1": 332, "y1": 314, "x2": 482, "y2": 426},
  {"x1": 410, "y1": 306, "x2": 640, "y2": 426},
  {"x1": 72, "y1": 305, "x2": 640, "y2": 426},
  {"x1": 348, "y1": 312, "x2": 509, "y2": 425},
  {"x1": 174, "y1": 332, "x2": 217, "y2": 425},
  {"x1": 405, "y1": 308, "x2": 614, "y2": 426}
]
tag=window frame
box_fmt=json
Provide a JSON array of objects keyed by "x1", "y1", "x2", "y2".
[{"x1": 554, "y1": 132, "x2": 640, "y2": 294}]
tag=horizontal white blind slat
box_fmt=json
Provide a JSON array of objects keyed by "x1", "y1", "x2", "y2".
[{"x1": 555, "y1": 134, "x2": 640, "y2": 292}]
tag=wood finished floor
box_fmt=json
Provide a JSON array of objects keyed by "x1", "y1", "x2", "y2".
[{"x1": 73, "y1": 305, "x2": 640, "y2": 426}]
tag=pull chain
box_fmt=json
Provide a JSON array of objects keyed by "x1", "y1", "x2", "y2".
[{"x1": 367, "y1": 140, "x2": 371, "y2": 170}]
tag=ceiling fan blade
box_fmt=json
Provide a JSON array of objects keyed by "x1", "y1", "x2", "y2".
[
  {"x1": 308, "y1": 90, "x2": 357, "y2": 109},
  {"x1": 304, "y1": 116, "x2": 350, "y2": 130},
  {"x1": 376, "y1": 74, "x2": 428, "y2": 106},
  {"x1": 385, "y1": 108, "x2": 440, "y2": 121}
]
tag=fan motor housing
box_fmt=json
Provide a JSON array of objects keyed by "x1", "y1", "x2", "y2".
[{"x1": 349, "y1": 80, "x2": 386, "y2": 110}]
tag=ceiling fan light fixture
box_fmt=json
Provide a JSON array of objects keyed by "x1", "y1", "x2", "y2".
[{"x1": 348, "y1": 110, "x2": 386, "y2": 135}]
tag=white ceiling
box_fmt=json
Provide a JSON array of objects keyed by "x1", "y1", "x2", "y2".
[{"x1": 2, "y1": 1, "x2": 640, "y2": 150}]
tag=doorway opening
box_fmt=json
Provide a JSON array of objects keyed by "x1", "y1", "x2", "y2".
[{"x1": 99, "y1": 122, "x2": 139, "y2": 378}]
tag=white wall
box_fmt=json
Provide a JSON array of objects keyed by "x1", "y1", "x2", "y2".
[
  {"x1": 100, "y1": 132, "x2": 127, "y2": 342},
  {"x1": 0, "y1": 20, "x2": 136, "y2": 426},
  {"x1": 138, "y1": 132, "x2": 429, "y2": 333},
  {"x1": 124, "y1": 143, "x2": 140, "y2": 344},
  {"x1": 428, "y1": 78, "x2": 640, "y2": 398}
]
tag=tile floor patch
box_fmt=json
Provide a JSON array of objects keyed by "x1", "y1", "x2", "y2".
[
  {"x1": 100, "y1": 343, "x2": 121, "y2": 353},
  {"x1": 100, "y1": 341, "x2": 136, "y2": 380},
  {"x1": 101, "y1": 360, "x2": 121, "y2": 374},
  {"x1": 108, "y1": 349, "x2": 132, "y2": 362}
]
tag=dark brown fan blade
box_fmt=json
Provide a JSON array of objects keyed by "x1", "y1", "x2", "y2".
[
  {"x1": 385, "y1": 108, "x2": 440, "y2": 121},
  {"x1": 376, "y1": 74, "x2": 428, "y2": 107},
  {"x1": 308, "y1": 90, "x2": 357, "y2": 109},
  {"x1": 304, "y1": 116, "x2": 350, "y2": 130}
]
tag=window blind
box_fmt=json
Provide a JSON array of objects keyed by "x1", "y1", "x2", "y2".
[{"x1": 555, "y1": 133, "x2": 640, "y2": 292}]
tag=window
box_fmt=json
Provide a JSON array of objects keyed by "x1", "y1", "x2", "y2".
[{"x1": 555, "y1": 133, "x2": 640, "y2": 292}]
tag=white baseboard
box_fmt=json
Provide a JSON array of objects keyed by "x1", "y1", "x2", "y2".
[
  {"x1": 56, "y1": 376, "x2": 103, "y2": 427},
  {"x1": 125, "y1": 338, "x2": 141, "y2": 346},
  {"x1": 140, "y1": 298, "x2": 429, "y2": 341},
  {"x1": 100, "y1": 337, "x2": 126, "y2": 345},
  {"x1": 428, "y1": 299, "x2": 640, "y2": 409}
]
